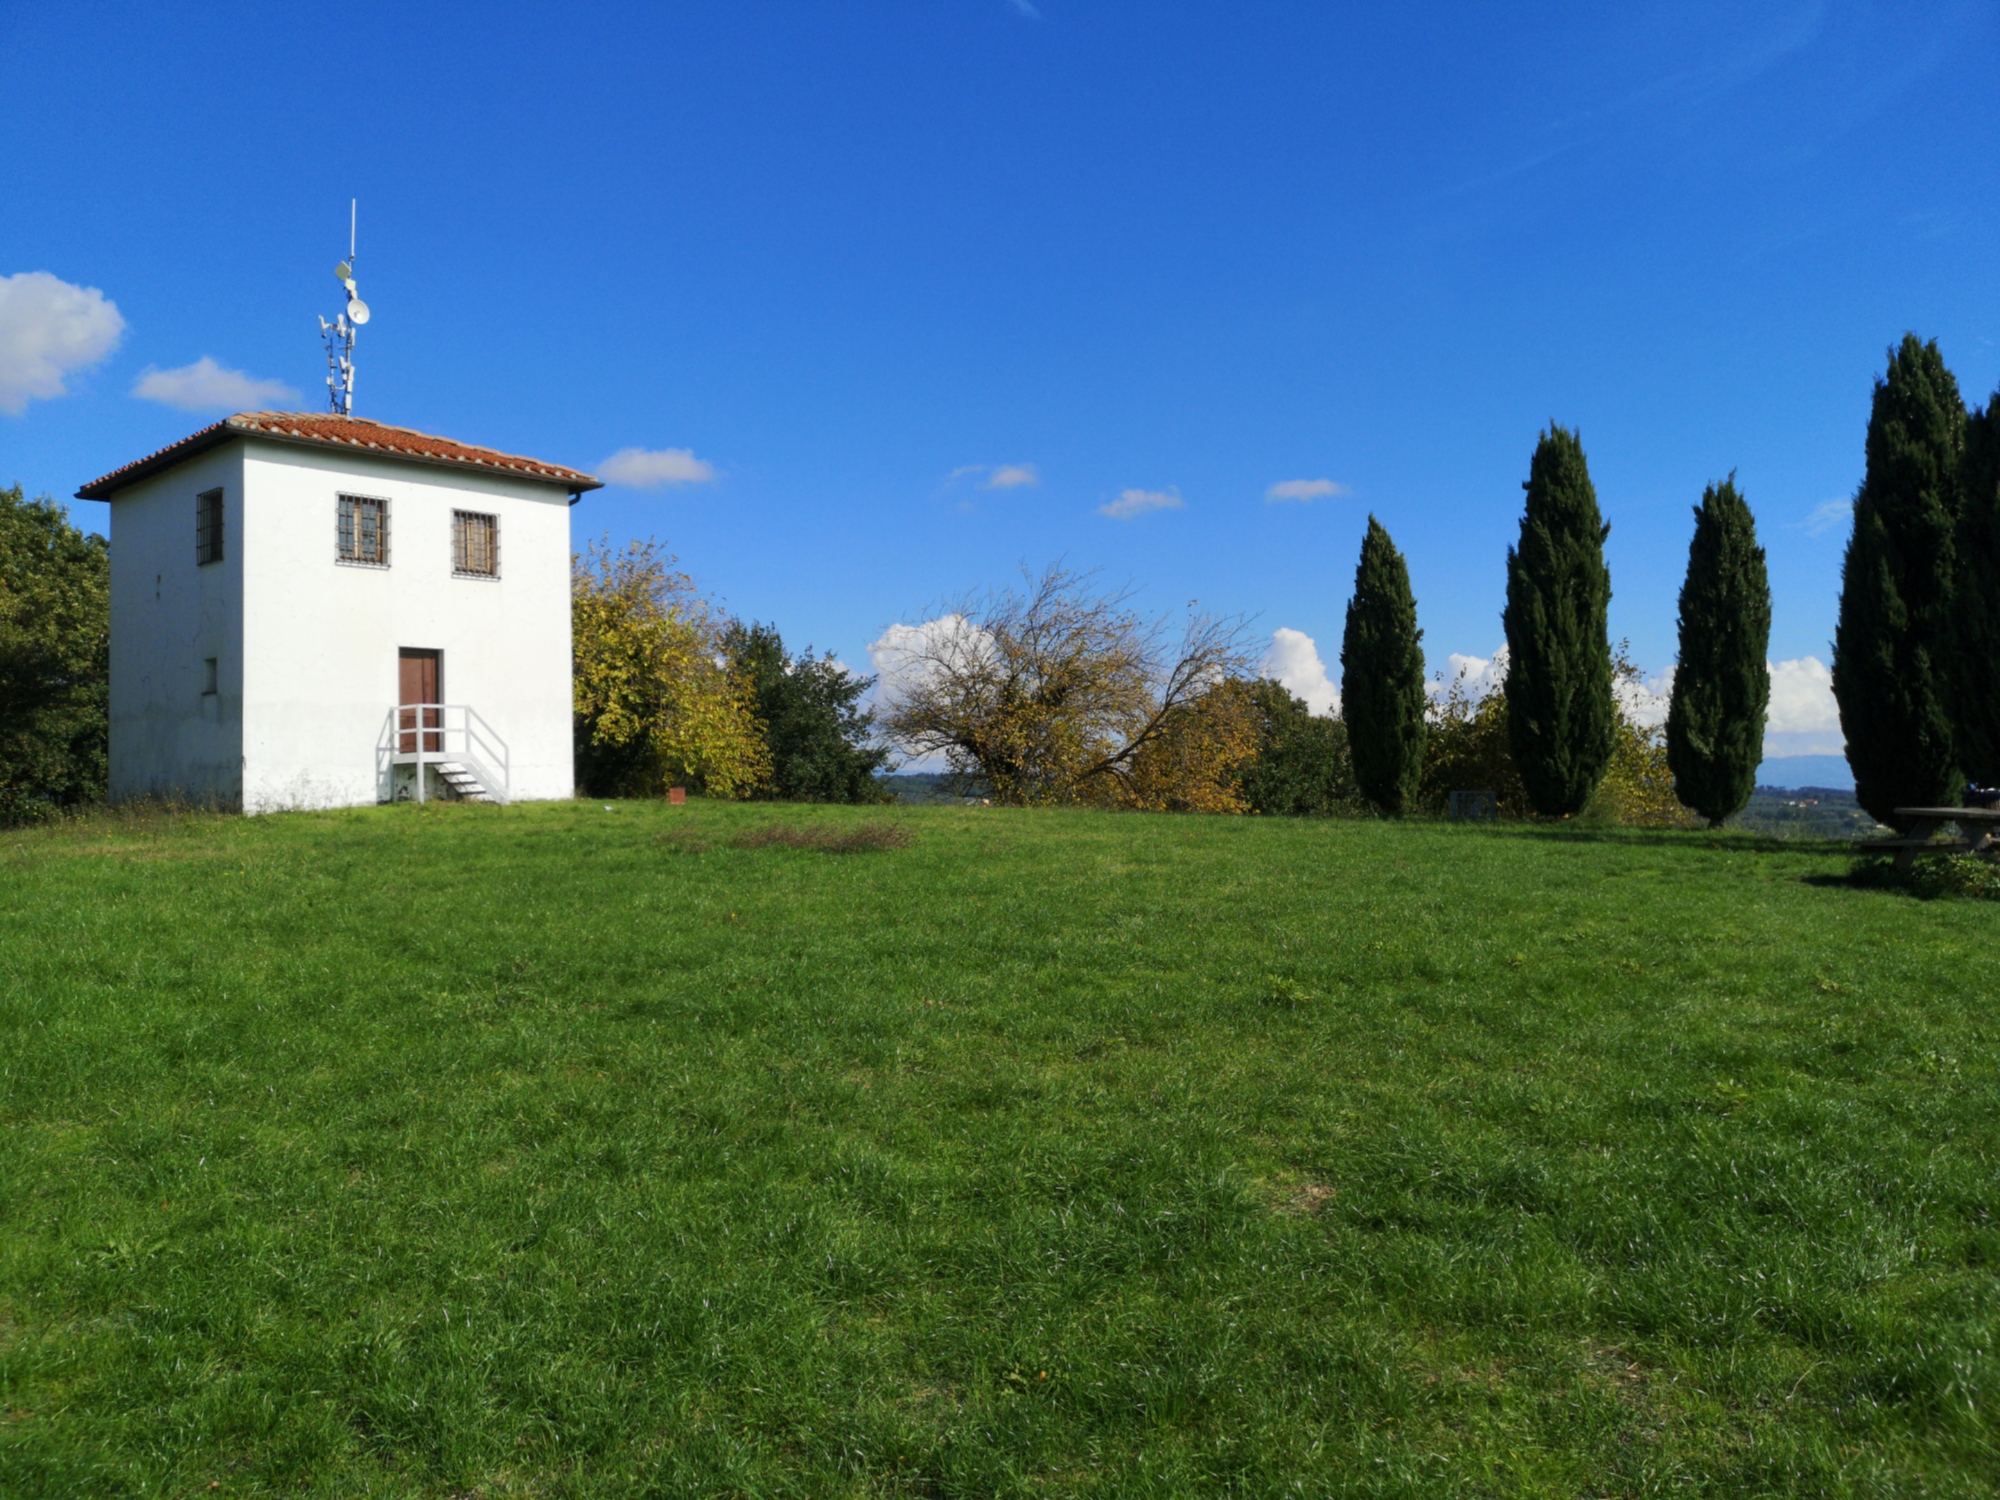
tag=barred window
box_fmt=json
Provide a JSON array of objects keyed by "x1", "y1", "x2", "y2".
[
  {"x1": 453, "y1": 510, "x2": 498, "y2": 577},
  {"x1": 338, "y1": 495, "x2": 390, "y2": 565},
  {"x1": 195, "y1": 488, "x2": 224, "y2": 565}
]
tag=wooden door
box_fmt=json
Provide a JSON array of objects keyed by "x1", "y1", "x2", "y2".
[{"x1": 397, "y1": 649, "x2": 442, "y2": 752}]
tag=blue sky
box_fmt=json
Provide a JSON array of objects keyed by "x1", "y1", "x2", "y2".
[{"x1": 4, "y1": 2, "x2": 1997, "y2": 761}]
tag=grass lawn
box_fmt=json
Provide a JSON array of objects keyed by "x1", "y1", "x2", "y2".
[{"x1": 2, "y1": 800, "x2": 1996, "y2": 1497}]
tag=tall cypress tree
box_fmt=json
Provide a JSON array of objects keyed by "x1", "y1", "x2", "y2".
[
  {"x1": 1832, "y1": 335, "x2": 1965, "y2": 825},
  {"x1": 1502, "y1": 426, "x2": 1615, "y2": 816},
  {"x1": 1340, "y1": 516, "x2": 1427, "y2": 814},
  {"x1": 1665, "y1": 476, "x2": 1770, "y2": 826},
  {"x1": 1947, "y1": 389, "x2": 2000, "y2": 786}
]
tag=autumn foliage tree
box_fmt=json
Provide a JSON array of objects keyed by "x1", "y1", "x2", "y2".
[
  {"x1": 572, "y1": 538, "x2": 770, "y2": 799},
  {"x1": 878, "y1": 564, "x2": 1253, "y2": 810}
]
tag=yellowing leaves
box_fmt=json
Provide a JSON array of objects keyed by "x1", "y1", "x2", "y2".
[{"x1": 572, "y1": 539, "x2": 770, "y2": 799}]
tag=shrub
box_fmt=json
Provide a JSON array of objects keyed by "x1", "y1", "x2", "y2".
[{"x1": 1235, "y1": 679, "x2": 1361, "y2": 816}]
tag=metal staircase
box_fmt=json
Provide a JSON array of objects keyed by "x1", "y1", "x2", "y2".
[
  {"x1": 377, "y1": 703, "x2": 512, "y2": 805},
  {"x1": 434, "y1": 760, "x2": 501, "y2": 803}
]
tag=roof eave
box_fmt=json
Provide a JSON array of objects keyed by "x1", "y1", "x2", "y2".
[
  {"x1": 77, "y1": 416, "x2": 604, "y2": 500},
  {"x1": 233, "y1": 424, "x2": 602, "y2": 494},
  {"x1": 74, "y1": 420, "x2": 240, "y2": 500}
]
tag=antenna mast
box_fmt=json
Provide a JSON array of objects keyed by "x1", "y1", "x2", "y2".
[{"x1": 318, "y1": 199, "x2": 371, "y2": 415}]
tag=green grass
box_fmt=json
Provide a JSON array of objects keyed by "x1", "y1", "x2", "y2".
[{"x1": 2, "y1": 800, "x2": 1996, "y2": 1497}]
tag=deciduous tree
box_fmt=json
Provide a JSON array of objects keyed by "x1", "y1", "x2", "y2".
[
  {"x1": 878, "y1": 564, "x2": 1251, "y2": 808},
  {"x1": 1235, "y1": 679, "x2": 1359, "y2": 816},
  {"x1": 0, "y1": 485, "x2": 108, "y2": 823},
  {"x1": 572, "y1": 539, "x2": 770, "y2": 799},
  {"x1": 1665, "y1": 477, "x2": 1771, "y2": 826},
  {"x1": 723, "y1": 621, "x2": 891, "y2": 803},
  {"x1": 1502, "y1": 426, "x2": 1615, "y2": 816},
  {"x1": 1833, "y1": 336, "x2": 1965, "y2": 825},
  {"x1": 1108, "y1": 677, "x2": 1262, "y2": 813},
  {"x1": 1340, "y1": 517, "x2": 1427, "y2": 814}
]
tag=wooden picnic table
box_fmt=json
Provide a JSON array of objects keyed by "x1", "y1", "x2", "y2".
[{"x1": 1869, "y1": 806, "x2": 2000, "y2": 870}]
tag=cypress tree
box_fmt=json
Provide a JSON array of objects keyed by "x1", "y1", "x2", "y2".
[
  {"x1": 1947, "y1": 389, "x2": 2000, "y2": 785},
  {"x1": 1502, "y1": 426, "x2": 1615, "y2": 816},
  {"x1": 1832, "y1": 335, "x2": 1965, "y2": 825},
  {"x1": 1664, "y1": 476, "x2": 1770, "y2": 826},
  {"x1": 1340, "y1": 516, "x2": 1427, "y2": 813}
]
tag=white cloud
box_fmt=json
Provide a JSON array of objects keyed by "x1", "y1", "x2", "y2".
[
  {"x1": 1265, "y1": 478, "x2": 1349, "y2": 504},
  {"x1": 1418, "y1": 649, "x2": 1839, "y2": 755},
  {"x1": 946, "y1": 462, "x2": 1040, "y2": 490},
  {"x1": 1433, "y1": 648, "x2": 1508, "y2": 702},
  {"x1": 1617, "y1": 664, "x2": 1674, "y2": 730},
  {"x1": 0, "y1": 270, "x2": 125, "y2": 415},
  {"x1": 1008, "y1": 0, "x2": 1042, "y2": 16},
  {"x1": 598, "y1": 446, "x2": 718, "y2": 488},
  {"x1": 131, "y1": 357, "x2": 299, "y2": 412},
  {"x1": 1764, "y1": 655, "x2": 1841, "y2": 756},
  {"x1": 986, "y1": 463, "x2": 1039, "y2": 489},
  {"x1": 867, "y1": 615, "x2": 997, "y2": 771},
  {"x1": 867, "y1": 615, "x2": 996, "y2": 706},
  {"x1": 1099, "y1": 486, "x2": 1183, "y2": 520},
  {"x1": 1802, "y1": 499, "x2": 1852, "y2": 537},
  {"x1": 1260, "y1": 627, "x2": 1339, "y2": 716}
]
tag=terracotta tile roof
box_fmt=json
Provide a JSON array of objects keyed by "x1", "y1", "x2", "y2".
[{"x1": 76, "y1": 412, "x2": 603, "y2": 500}]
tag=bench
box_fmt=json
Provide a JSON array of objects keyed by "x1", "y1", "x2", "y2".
[{"x1": 1863, "y1": 807, "x2": 2000, "y2": 870}]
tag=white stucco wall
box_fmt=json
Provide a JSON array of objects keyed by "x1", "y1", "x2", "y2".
[
  {"x1": 107, "y1": 447, "x2": 246, "y2": 805},
  {"x1": 108, "y1": 435, "x2": 576, "y2": 811},
  {"x1": 238, "y1": 443, "x2": 575, "y2": 811}
]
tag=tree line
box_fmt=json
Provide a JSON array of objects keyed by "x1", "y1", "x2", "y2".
[
  {"x1": 4, "y1": 333, "x2": 1994, "y2": 824},
  {"x1": 1324, "y1": 333, "x2": 2000, "y2": 831}
]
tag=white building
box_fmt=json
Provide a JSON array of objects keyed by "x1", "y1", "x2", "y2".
[{"x1": 78, "y1": 411, "x2": 601, "y2": 812}]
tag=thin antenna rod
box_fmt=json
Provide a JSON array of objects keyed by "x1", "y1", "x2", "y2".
[{"x1": 350, "y1": 199, "x2": 356, "y2": 260}]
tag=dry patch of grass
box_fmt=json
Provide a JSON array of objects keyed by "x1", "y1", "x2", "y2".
[
  {"x1": 652, "y1": 820, "x2": 912, "y2": 855},
  {"x1": 1263, "y1": 1174, "x2": 1337, "y2": 1216},
  {"x1": 733, "y1": 822, "x2": 912, "y2": 853}
]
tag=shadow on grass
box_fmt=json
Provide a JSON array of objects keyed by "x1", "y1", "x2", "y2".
[
  {"x1": 1436, "y1": 819, "x2": 1853, "y2": 859},
  {"x1": 1803, "y1": 854, "x2": 2000, "y2": 903}
]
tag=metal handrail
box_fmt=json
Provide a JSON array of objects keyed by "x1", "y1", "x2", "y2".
[{"x1": 380, "y1": 702, "x2": 511, "y2": 804}]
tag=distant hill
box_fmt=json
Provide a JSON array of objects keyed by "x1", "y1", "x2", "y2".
[
  {"x1": 878, "y1": 772, "x2": 982, "y2": 805},
  {"x1": 1755, "y1": 754, "x2": 1853, "y2": 791}
]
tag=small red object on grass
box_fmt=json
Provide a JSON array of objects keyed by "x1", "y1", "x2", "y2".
[{"x1": 669, "y1": 787, "x2": 687, "y2": 806}]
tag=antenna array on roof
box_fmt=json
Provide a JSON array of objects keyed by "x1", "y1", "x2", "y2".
[{"x1": 318, "y1": 200, "x2": 370, "y2": 415}]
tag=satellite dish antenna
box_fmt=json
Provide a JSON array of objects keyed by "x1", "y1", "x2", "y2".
[{"x1": 347, "y1": 298, "x2": 370, "y2": 325}]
